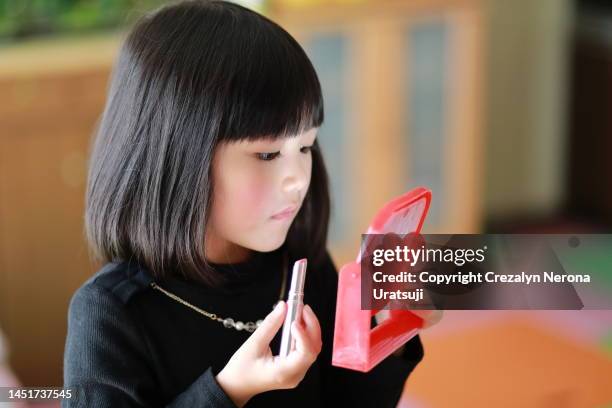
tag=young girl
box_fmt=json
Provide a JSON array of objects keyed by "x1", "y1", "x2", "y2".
[{"x1": 63, "y1": 1, "x2": 426, "y2": 407}]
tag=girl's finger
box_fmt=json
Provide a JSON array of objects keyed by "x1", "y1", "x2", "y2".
[
  {"x1": 300, "y1": 305, "x2": 322, "y2": 351},
  {"x1": 270, "y1": 321, "x2": 318, "y2": 384},
  {"x1": 245, "y1": 300, "x2": 286, "y2": 352},
  {"x1": 290, "y1": 320, "x2": 317, "y2": 362}
]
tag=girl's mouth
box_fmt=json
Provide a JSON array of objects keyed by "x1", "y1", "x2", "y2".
[{"x1": 271, "y1": 205, "x2": 297, "y2": 220}]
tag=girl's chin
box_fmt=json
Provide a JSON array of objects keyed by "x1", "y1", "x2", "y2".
[
  {"x1": 236, "y1": 219, "x2": 294, "y2": 253},
  {"x1": 246, "y1": 231, "x2": 289, "y2": 253}
]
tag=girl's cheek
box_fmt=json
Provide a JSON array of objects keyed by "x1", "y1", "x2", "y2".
[{"x1": 233, "y1": 169, "x2": 272, "y2": 218}]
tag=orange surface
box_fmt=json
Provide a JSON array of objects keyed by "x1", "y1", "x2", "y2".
[{"x1": 403, "y1": 318, "x2": 612, "y2": 408}]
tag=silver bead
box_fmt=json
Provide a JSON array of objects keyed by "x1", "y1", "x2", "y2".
[
  {"x1": 223, "y1": 318, "x2": 234, "y2": 328},
  {"x1": 235, "y1": 321, "x2": 244, "y2": 331},
  {"x1": 245, "y1": 322, "x2": 256, "y2": 332},
  {"x1": 256, "y1": 319, "x2": 264, "y2": 328}
]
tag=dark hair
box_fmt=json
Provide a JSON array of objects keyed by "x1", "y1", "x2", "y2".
[{"x1": 85, "y1": 0, "x2": 330, "y2": 287}]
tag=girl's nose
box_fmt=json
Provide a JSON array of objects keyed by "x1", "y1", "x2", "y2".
[{"x1": 282, "y1": 160, "x2": 310, "y2": 197}]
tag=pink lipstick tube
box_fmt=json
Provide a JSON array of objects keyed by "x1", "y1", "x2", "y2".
[{"x1": 279, "y1": 258, "x2": 308, "y2": 357}]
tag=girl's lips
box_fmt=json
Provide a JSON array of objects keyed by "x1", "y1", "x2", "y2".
[{"x1": 271, "y1": 206, "x2": 297, "y2": 220}]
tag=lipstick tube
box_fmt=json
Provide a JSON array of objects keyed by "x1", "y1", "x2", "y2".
[{"x1": 279, "y1": 258, "x2": 307, "y2": 357}]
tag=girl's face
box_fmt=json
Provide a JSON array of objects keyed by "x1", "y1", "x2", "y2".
[{"x1": 205, "y1": 127, "x2": 318, "y2": 263}]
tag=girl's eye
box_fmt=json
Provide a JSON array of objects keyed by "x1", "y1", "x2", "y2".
[
  {"x1": 256, "y1": 152, "x2": 280, "y2": 161},
  {"x1": 255, "y1": 146, "x2": 312, "y2": 161}
]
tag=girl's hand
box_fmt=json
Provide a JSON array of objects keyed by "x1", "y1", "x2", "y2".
[{"x1": 215, "y1": 300, "x2": 322, "y2": 407}]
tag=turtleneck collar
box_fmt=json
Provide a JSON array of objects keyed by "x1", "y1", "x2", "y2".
[{"x1": 160, "y1": 246, "x2": 288, "y2": 296}]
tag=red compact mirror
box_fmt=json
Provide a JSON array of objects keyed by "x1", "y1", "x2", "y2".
[{"x1": 332, "y1": 187, "x2": 432, "y2": 372}]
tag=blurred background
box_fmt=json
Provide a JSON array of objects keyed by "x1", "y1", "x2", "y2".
[{"x1": 0, "y1": 0, "x2": 611, "y2": 407}]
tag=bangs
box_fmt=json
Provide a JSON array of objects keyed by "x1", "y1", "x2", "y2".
[
  {"x1": 127, "y1": 1, "x2": 324, "y2": 142},
  {"x1": 217, "y1": 23, "x2": 324, "y2": 141}
]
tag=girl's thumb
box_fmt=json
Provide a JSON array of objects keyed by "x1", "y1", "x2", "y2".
[{"x1": 245, "y1": 300, "x2": 286, "y2": 350}]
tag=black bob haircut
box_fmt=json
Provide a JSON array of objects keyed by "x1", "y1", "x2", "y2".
[{"x1": 85, "y1": 0, "x2": 330, "y2": 287}]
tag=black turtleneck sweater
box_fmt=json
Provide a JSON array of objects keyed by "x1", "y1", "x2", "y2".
[{"x1": 62, "y1": 248, "x2": 424, "y2": 407}]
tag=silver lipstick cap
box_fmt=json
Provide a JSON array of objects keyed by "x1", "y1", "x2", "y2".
[{"x1": 279, "y1": 258, "x2": 308, "y2": 357}]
